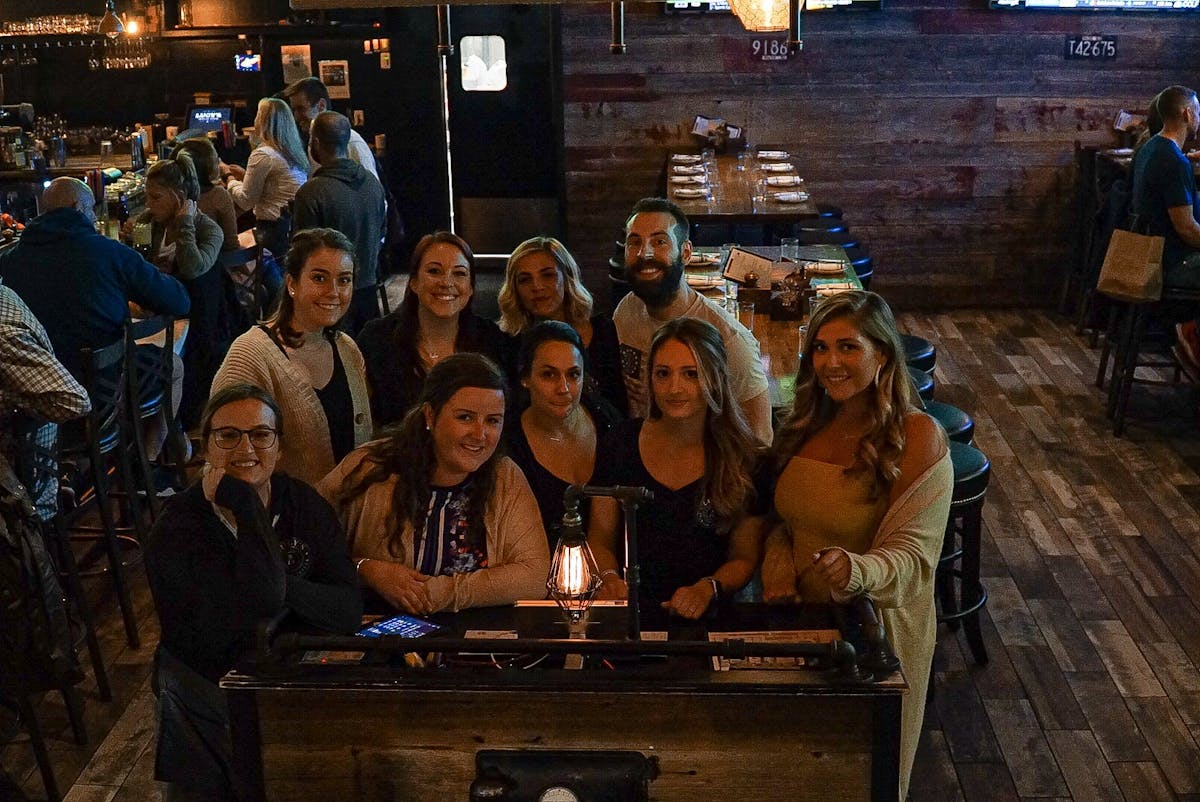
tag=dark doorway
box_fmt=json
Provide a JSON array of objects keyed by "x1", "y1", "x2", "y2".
[{"x1": 443, "y1": 4, "x2": 563, "y2": 259}]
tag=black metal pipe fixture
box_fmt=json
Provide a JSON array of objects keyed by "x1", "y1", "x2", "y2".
[
  {"x1": 787, "y1": 0, "x2": 802, "y2": 54},
  {"x1": 436, "y1": 4, "x2": 454, "y2": 57},
  {"x1": 610, "y1": 2, "x2": 626, "y2": 55}
]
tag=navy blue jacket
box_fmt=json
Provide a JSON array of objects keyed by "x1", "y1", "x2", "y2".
[{"x1": 0, "y1": 208, "x2": 191, "y2": 378}]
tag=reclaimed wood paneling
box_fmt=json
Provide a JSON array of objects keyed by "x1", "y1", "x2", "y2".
[{"x1": 560, "y1": 2, "x2": 1200, "y2": 309}]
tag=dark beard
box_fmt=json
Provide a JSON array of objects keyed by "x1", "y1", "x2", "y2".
[{"x1": 628, "y1": 256, "x2": 685, "y2": 309}]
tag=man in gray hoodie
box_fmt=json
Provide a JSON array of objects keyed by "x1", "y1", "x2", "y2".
[{"x1": 293, "y1": 111, "x2": 387, "y2": 335}]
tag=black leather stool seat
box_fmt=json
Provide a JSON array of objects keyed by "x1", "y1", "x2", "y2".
[
  {"x1": 816, "y1": 203, "x2": 843, "y2": 218},
  {"x1": 938, "y1": 440, "x2": 990, "y2": 664},
  {"x1": 924, "y1": 400, "x2": 974, "y2": 444},
  {"x1": 907, "y1": 365, "x2": 934, "y2": 401},
  {"x1": 949, "y1": 440, "x2": 989, "y2": 503},
  {"x1": 901, "y1": 333, "x2": 936, "y2": 374}
]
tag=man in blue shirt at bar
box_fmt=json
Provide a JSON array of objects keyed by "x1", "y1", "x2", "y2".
[
  {"x1": 0, "y1": 177, "x2": 191, "y2": 381},
  {"x1": 1130, "y1": 85, "x2": 1200, "y2": 372}
]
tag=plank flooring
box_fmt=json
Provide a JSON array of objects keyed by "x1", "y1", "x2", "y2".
[{"x1": 3, "y1": 308, "x2": 1200, "y2": 801}]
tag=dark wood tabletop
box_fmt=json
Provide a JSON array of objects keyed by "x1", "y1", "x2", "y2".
[{"x1": 669, "y1": 151, "x2": 821, "y2": 223}]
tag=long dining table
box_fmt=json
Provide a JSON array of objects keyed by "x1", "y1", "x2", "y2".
[{"x1": 668, "y1": 150, "x2": 821, "y2": 225}]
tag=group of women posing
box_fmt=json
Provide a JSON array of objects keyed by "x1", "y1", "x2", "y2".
[{"x1": 146, "y1": 219, "x2": 951, "y2": 800}]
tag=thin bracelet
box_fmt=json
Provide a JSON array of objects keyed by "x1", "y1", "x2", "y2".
[
  {"x1": 704, "y1": 576, "x2": 721, "y2": 603},
  {"x1": 600, "y1": 569, "x2": 620, "y2": 581},
  {"x1": 356, "y1": 557, "x2": 370, "y2": 574}
]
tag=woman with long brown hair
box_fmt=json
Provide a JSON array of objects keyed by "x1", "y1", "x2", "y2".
[
  {"x1": 760, "y1": 290, "x2": 951, "y2": 801},
  {"x1": 356, "y1": 231, "x2": 510, "y2": 427},
  {"x1": 212, "y1": 228, "x2": 372, "y2": 486},
  {"x1": 319, "y1": 353, "x2": 548, "y2": 613},
  {"x1": 590, "y1": 317, "x2": 764, "y2": 619}
]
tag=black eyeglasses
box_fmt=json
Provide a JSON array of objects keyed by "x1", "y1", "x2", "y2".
[{"x1": 209, "y1": 427, "x2": 278, "y2": 450}]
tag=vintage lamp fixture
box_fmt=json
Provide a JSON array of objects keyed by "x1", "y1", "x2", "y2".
[
  {"x1": 98, "y1": 0, "x2": 125, "y2": 38},
  {"x1": 728, "y1": 0, "x2": 804, "y2": 52},
  {"x1": 547, "y1": 491, "x2": 602, "y2": 628}
]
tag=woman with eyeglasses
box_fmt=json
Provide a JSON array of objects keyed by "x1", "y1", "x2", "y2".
[{"x1": 145, "y1": 383, "x2": 361, "y2": 802}]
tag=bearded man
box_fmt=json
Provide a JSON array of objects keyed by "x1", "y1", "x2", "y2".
[{"x1": 613, "y1": 197, "x2": 771, "y2": 443}]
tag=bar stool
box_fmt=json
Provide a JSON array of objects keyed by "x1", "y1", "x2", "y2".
[
  {"x1": 907, "y1": 365, "x2": 934, "y2": 402},
  {"x1": 816, "y1": 203, "x2": 843, "y2": 219},
  {"x1": 901, "y1": 333, "x2": 936, "y2": 375},
  {"x1": 923, "y1": 400, "x2": 974, "y2": 444},
  {"x1": 793, "y1": 229, "x2": 860, "y2": 250},
  {"x1": 937, "y1": 441, "x2": 990, "y2": 665},
  {"x1": 1097, "y1": 287, "x2": 1200, "y2": 436},
  {"x1": 60, "y1": 336, "x2": 148, "y2": 648}
]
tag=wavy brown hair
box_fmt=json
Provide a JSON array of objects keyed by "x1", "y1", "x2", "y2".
[
  {"x1": 341, "y1": 353, "x2": 508, "y2": 559},
  {"x1": 497, "y1": 237, "x2": 594, "y2": 335},
  {"x1": 770, "y1": 291, "x2": 916, "y2": 499},
  {"x1": 647, "y1": 318, "x2": 758, "y2": 531}
]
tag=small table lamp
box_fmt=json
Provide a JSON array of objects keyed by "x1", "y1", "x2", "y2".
[{"x1": 546, "y1": 494, "x2": 601, "y2": 632}]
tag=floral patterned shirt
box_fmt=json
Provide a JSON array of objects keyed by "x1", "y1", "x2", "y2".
[{"x1": 415, "y1": 481, "x2": 488, "y2": 577}]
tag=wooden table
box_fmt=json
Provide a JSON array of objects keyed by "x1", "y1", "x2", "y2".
[
  {"x1": 224, "y1": 604, "x2": 904, "y2": 801},
  {"x1": 670, "y1": 151, "x2": 821, "y2": 224}
]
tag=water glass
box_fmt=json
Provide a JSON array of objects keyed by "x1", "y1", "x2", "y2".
[
  {"x1": 781, "y1": 237, "x2": 799, "y2": 263},
  {"x1": 723, "y1": 278, "x2": 738, "y2": 312},
  {"x1": 797, "y1": 324, "x2": 809, "y2": 362},
  {"x1": 752, "y1": 180, "x2": 768, "y2": 210},
  {"x1": 736, "y1": 300, "x2": 755, "y2": 332}
]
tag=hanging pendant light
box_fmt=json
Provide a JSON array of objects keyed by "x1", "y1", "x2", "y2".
[
  {"x1": 98, "y1": 0, "x2": 125, "y2": 38},
  {"x1": 729, "y1": 0, "x2": 798, "y2": 32}
]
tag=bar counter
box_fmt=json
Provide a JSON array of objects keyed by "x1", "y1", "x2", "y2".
[{"x1": 224, "y1": 603, "x2": 905, "y2": 801}]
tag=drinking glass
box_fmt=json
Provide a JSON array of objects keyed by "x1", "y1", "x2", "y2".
[
  {"x1": 781, "y1": 237, "x2": 799, "y2": 263},
  {"x1": 736, "y1": 300, "x2": 755, "y2": 332},
  {"x1": 797, "y1": 324, "x2": 809, "y2": 362},
  {"x1": 736, "y1": 151, "x2": 749, "y2": 172}
]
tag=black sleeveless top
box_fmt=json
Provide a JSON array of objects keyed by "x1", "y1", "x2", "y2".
[
  {"x1": 259, "y1": 324, "x2": 354, "y2": 464},
  {"x1": 314, "y1": 342, "x2": 354, "y2": 464}
]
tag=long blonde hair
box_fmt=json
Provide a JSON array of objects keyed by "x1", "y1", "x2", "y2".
[
  {"x1": 770, "y1": 291, "x2": 916, "y2": 498},
  {"x1": 647, "y1": 318, "x2": 758, "y2": 529},
  {"x1": 254, "y1": 97, "x2": 309, "y2": 173},
  {"x1": 497, "y1": 237, "x2": 594, "y2": 335}
]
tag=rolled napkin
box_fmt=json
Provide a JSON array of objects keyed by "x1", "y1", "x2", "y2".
[
  {"x1": 672, "y1": 154, "x2": 703, "y2": 163},
  {"x1": 773, "y1": 191, "x2": 810, "y2": 203},
  {"x1": 670, "y1": 175, "x2": 708, "y2": 185},
  {"x1": 672, "y1": 165, "x2": 706, "y2": 175},
  {"x1": 766, "y1": 175, "x2": 803, "y2": 186},
  {"x1": 673, "y1": 187, "x2": 709, "y2": 198},
  {"x1": 815, "y1": 281, "x2": 855, "y2": 296},
  {"x1": 757, "y1": 150, "x2": 790, "y2": 160},
  {"x1": 806, "y1": 261, "x2": 846, "y2": 275},
  {"x1": 759, "y1": 163, "x2": 796, "y2": 173}
]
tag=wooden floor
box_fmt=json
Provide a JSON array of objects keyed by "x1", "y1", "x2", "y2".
[{"x1": 3, "y1": 308, "x2": 1200, "y2": 801}]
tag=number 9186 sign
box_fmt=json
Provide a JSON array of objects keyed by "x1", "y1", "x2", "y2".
[{"x1": 752, "y1": 38, "x2": 791, "y2": 61}]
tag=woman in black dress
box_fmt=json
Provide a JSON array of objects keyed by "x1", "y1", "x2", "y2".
[
  {"x1": 358, "y1": 231, "x2": 510, "y2": 427},
  {"x1": 504, "y1": 320, "x2": 620, "y2": 546}
]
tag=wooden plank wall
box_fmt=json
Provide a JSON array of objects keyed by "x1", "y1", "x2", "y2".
[{"x1": 559, "y1": 1, "x2": 1200, "y2": 310}]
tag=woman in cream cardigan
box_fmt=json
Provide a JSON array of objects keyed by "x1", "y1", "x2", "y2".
[
  {"x1": 760, "y1": 291, "x2": 952, "y2": 801},
  {"x1": 318, "y1": 353, "x2": 549, "y2": 614},
  {"x1": 212, "y1": 228, "x2": 372, "y2": 486}
]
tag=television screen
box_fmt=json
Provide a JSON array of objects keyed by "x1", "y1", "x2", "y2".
[
  {"x1": 186, "y1": 106, "x2": 232, "y2": 133},
  {"x1": 235, "y1": 53, "x2": 261, "y2": 72},
  {"x1": 992, "y1": 0, "x2": 1196, "y2": 9}
]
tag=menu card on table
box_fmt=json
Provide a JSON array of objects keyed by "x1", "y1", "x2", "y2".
[
  {"x1": 723, "y1": 247, "x2": 774, "y2": 284},
  {"x1": 708, "y1": 629, "x2": 842, "y2": 671}
]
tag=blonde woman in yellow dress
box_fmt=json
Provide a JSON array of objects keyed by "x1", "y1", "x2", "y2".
[{"x1": 761, "y1": 291, "x2": 952, "y2": 800}]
